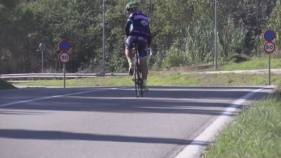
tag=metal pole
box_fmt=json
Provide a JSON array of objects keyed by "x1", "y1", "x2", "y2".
[
  {"x1": 41, "y1": 51, "x2": 44, "y2": 73},
  {"x1": 268, "y1": 54, "x2": 271, "y2": 85},
  {"x1": 63, "y1": 64, "x2": 66, "y2": 88},
  {"x1": 102, "y1": 0, "x2": 105, "y2": 75},
  {"x1": 214, "y1": 0, "x2": 218, "y2": 70},
  {"x1": 39, "y1": 42, "x2": 45, "y2": 73}
]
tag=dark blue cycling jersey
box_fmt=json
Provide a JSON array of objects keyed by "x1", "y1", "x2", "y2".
[{"x1": 125, "y1": 12, "x2": 151, "y2": 46}]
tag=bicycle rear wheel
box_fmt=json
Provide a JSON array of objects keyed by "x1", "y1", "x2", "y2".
[
  {"x1": 133, "y1": 60, "x2": 139, "y2": 97},
  {"x1": 134, "y1": 59, "x2": 143, "y2": 98},
  {"x1": 137, "y1": 64, "x2": 143, "y2": 97}
]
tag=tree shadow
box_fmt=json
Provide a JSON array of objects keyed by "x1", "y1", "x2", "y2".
[
  {"x1": 0, "y1": 110, "x2": 43, "y2": 115},
  {"x1": 0, "y1": 129, "x2": 210, "y2": 146},
  {"x1": 3, "y1": 97, "x2": 241, "y2": 117},
  {"x1": 0, "y1": 87, "x2": 272, "y2": 117}
]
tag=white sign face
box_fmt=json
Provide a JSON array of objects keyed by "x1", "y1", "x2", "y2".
[
  {"x1": 264, "y1": 42, "x2": 275, "y2": 54},
  {"x1": 59, "y1": 52, "x2": 71, "y2": 63}
]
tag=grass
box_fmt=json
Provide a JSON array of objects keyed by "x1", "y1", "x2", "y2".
[
  {"x1": 204, "y1": 94, "x2": 281, "y2": 158},
  {"x1": 11, "y1": 72, "x2": 281, "y2": 87},
  {"x1": 218, "y1": 58, "x2": 281, "y2": 71},
  {"x1": 10, "y1": 57, "x2": 281, "y2": 87}
]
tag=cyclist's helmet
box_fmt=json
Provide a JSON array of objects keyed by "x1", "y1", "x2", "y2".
[{"x1": 125, "y1": 1, "x2": 139, "y2": 11}]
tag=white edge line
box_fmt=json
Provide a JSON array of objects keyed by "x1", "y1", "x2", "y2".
[
  {"x1": 0, "y1": 89, "x2": 106, "y2": 108},
  {"x1": 173, "y1": 85, "x2": 274, "y2": 158}
]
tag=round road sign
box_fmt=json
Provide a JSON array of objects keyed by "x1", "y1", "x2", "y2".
[
  {"x1": 58, "y1": 39, "x2": 71, "y2": 52},
  {"x1": 58, "y1": 52, "x2": 71, "y2": 63},
  {"x1": 264, "y1": 30, "x2": 276, "y2": 41},
  {"x1": 39, "y1": 43, "x2": 46, "y2": 52},
  {"x1": 264, "y1": 41, "x2": 275, "y2": 54}
]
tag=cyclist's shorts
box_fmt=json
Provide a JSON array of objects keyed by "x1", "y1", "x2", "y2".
[{"x1": 125, "y1": 36, "x2": 148, "y2": 58}]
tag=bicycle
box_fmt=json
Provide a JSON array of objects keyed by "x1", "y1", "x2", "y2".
[{"x1": 132, "y1": 43, "x2": 144, "y2": 98}]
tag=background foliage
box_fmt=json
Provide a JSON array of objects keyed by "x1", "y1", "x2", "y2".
[{"x1": 0, "y1": 0, "x2": 279, "y2": 73}]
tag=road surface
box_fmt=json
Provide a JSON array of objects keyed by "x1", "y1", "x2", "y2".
[{"x1": 0, "y1": 86, "x2": 274, "y2": 158}]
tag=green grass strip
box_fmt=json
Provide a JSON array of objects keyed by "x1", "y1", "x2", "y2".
[
  {"x1": 205, "y1": 96, "x2": 281, "y2": 158},
  {"x1": 218, "y1": 58, "x2": 281, "y2": 71},
  {"x1": 11, "y1": 73, "x2": 281, "y2": 87}
]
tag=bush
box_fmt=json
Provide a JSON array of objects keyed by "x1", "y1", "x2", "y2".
[
  {"x1": 0, "y1": 79, "x2": 16, "y2": 89},
  {"x1": 229, "y1": 53, "x2": 250, "y2": 63},
  {"x1": 163, "y1": 47, "x2": 188, "y2": 69}
]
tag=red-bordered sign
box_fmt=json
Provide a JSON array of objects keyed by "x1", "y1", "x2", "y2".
[
  {"x1": 264, "y1": 41, "x2": 275, "y2": 54},
  {"x1": 58, "y1": 52, "x2": 71, "y2": 63}
]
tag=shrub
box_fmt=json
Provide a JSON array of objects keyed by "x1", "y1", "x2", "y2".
[{"x1": 229, "y1": 53, "x2": 250, "y2": 63}]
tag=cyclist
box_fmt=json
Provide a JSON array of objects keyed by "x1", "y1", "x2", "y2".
[{"x1": 124, "y1": 1, "x2": 151, "y2": 91}]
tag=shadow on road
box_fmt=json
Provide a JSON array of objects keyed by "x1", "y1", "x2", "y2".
[
  {"x1": 2, "y1": 98, "x2": 241, "y2": 117},
  {"x1": 0, "y1": 129, "x2": 210, "y2": 146},
  {"x1": 0, "y1": 110, "x2": 43, "y2": 115},
  {"x1": 0, "y1": 87, "x2": 272, "y2": 117}
]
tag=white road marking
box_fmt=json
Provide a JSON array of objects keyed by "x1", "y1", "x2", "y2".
[
  {"x1": 0, "y1": 89, "x2": 105, "y2": 108},
  {"x1": 173, "y1": 86, "x2": 274, "y2": 158},
  {"x1": 123, "y1": 87, "x2": 272, "y2": 92}
]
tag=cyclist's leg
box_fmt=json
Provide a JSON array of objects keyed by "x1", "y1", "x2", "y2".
[
  {"x1": 137, "y1": 37, "x2": 148, "y2": 90},
  {"x1": 139, "y1": 59, "x2": 148, "y2": 85},
  {"x1": 125, "y1": 36, "x2": 136, "y2": 76}
]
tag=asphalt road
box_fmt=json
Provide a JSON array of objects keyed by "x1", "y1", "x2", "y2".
[{"x1": 0, "y1": 86, "x2": 274, "y2": 158}]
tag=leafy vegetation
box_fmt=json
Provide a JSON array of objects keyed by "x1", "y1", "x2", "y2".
[
  {"x1": 205, "y1": 96, "x2": 281, "y2": 158},
  {"x1": 0, "y1": 79, "x2": 16, "y2": 89},
  {"x1": 0, "y1": 0, "x2": 280, "y2": 74}
]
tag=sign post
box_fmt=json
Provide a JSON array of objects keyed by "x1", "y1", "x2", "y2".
[
  {"x1": 263, "y1": 30, "x2": 276, "y2": 85},
  {"x1": 39, "y1": 43, "x2": 46, "y2": 73},
  {"x1": 58, "y1": 39, "x2": 71, "y2": 88}
]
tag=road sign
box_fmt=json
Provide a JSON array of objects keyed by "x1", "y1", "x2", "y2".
[
  {"x1": 39, "y1": 43, "x2": 46, "y2": 52},
  {"x1": 58, "y1": 52, "x2": 71, "y2": 63},
  {"x1": 264, "y1": 30, "x2": 276, "y2": 41},
  {"x1": 58, "y1": 39, "x2": 71, "y2": 52},
  {"x1": 264, "y1": 41, "x2": 275, "y2": 54}
]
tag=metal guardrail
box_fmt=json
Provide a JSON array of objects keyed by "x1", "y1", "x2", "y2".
[{"x1": 0, "y1": 73, "x2": 127, "y2": 80}]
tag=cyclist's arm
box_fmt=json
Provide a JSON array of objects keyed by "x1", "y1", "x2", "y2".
[{"x1": 124, "y1": 19, "x2": 132, "y2": 38}]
